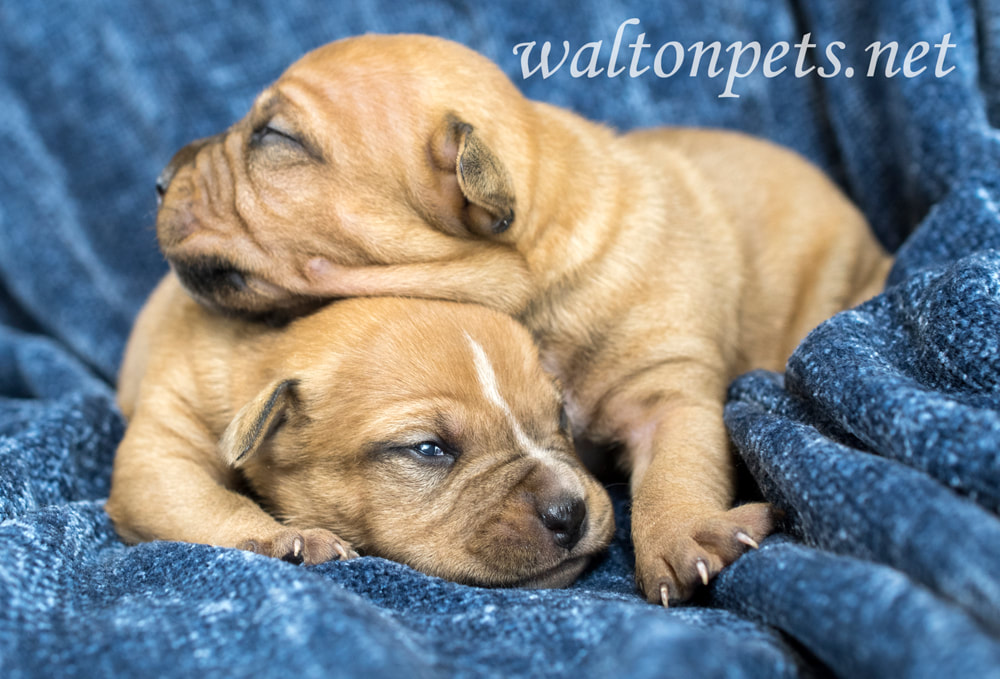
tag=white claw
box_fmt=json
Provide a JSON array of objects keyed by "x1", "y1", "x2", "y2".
[
  {"x1": 696, "y1": 560, "x2": 710, "y2": 586},
  {"x1": 736, "y1": 532, "x2": 759, "y2": 550},
  {"x1": 334, "y1": 542, "x2": 349, "y2": 560},
  {"x1": 660, "y1": 584, "x2": 670, "y2": 608},
  {"x1": 292, "y1": 537, "x2": 303, "y2": 558}
]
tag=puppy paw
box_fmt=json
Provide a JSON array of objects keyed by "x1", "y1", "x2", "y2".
[
  {"x1": 237, "y1": 527, "x2": 358, "y2": 566},
  {"x1": 635, "y1": 503, "x2": 776, "y2": 606}
]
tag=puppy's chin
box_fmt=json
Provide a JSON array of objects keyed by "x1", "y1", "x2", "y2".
[
  {"x1": 455, "y1": 522, "x2": 610, "y2": 589},
  {"x1": 191, "y1": 291, "x2": 328, "y2": 327},
  {"x1": 454, "y1": 553, "x2": 593, "y2": 590},
  {"x1": 509, "y1": 555, "x2": 592, "y2": 589},
  {"x1": 170, "y1": 258, "x2": 327, "y2": 324}
]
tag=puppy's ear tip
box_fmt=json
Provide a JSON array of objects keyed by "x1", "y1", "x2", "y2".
[
  {"x1": 492, "y1": 211, "x2": 515, "y2": 235},
  {"x1": 429, "y1": 113, "x2": 516, "y2": 239},
  {"x1": 219, "y1": 378, "x2": 298, "y2": 468}
]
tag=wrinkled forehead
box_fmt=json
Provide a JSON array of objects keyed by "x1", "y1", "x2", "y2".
[
  {"x1": 363, "y1": 331, "x2": 561, "y2": 454},
  {"x1": 274, "y1": 46, "x2": 430, "y2": 110},
  {"x1": 269, "y1": 35, "x2": 515, "y2": 118},
  {"x1": 249, "y1": 66, "x2": 434, "y2": 157},
  {"x1": 341, "y1": 304, "x2": 559, "y2": 407}
]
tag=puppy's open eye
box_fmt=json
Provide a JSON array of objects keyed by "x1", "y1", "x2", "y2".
[
  {"x1": 412, "y1": 441, "x2": 447, "y2": 458},
  {"x1": 398, "y1": 439, "x2": 456, "y2": 467},
  {"x1": 226, "y1": 269, "x2": 247, "y2": 291}
]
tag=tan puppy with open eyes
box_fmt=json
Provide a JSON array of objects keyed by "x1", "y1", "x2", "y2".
[
  {"x1": 105, "y1": 273, "x2": 614, "y2": 587},
  {"x1": 153, "y1": 34, "x2": 892, "y2": 604}
]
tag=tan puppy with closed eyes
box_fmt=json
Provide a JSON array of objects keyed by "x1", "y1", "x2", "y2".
[
  {"x1": 106, "y1": 273, "x2": 614, "y2": 587},
  {"x1": 153, "y1": 34, "x2": 892, "y2": 604}
]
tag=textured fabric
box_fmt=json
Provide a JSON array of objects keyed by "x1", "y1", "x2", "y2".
[{"x1": 1, "y1": 1, "x2": 998, "y2": 677}]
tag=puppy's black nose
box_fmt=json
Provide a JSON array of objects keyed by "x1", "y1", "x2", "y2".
[
  {"x1": 155, "y1": 170, "x2": 171, "y2": 202},
  {"x1": 539, "y1": 497, "x2": 587, "y2": 551}
]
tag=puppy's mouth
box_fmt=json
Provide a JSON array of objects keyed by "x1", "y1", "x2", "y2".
[
  {"x1": 511, "y1": 555, "x2": 592, "y2": 589},
  {"x1": 171, "y1": 257, "x2": 249, "y2": 302},
  {"x1": 169, "y1": 257, "x2": 327, "y2": 323},
  {"x1": 496, "y1": 490, "x2": 616, "y2": 589}
]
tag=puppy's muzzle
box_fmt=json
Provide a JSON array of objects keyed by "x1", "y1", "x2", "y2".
[
  {"x1": 155, "y1": 133, "x2": 224, "y2": 205},
  {"x1": 517, "y1": 461, "x2": 592, "y2": 556}
]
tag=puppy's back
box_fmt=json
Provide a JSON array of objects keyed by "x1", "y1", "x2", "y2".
[{"x1": 625, "y1": 127, "x2": 891, "y2": 370}]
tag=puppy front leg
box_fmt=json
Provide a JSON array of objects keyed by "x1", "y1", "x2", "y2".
[
  {"x1": 610, "y1": 368, "x2": 776, "y2": 605},
  {"x1": 106, "y1": 411, "x2": 355, "y2": 565}
]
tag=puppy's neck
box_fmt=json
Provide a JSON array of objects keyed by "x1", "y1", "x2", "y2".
[{"x1": 515, "y1": 103, "x2": 636, "y2": 294}]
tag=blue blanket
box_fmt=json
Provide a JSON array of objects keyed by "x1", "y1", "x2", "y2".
[{"x1": 2, "y1": 1, "x2": 998, "y2": 676}]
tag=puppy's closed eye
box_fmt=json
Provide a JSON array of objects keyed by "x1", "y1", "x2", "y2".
[
  {"x1": 248, "y1": 118, "x2": 323, "y2": 163},
  {"x1": 250, "y1": 123, "x2": 303, "y2": 149}
]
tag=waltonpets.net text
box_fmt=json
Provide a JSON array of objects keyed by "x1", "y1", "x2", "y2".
[{"x1": 513, "y1": 19, "x2": 958, "y2": 98}]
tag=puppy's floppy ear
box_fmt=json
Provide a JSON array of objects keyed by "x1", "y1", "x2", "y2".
[
  {"x1": 219, "y1": 379, "x2": 298, "y2": 468},
  {"x1": 429, "y1": 114, "x2": 516, "y2": 237}
]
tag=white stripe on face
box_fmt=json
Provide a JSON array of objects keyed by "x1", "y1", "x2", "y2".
[{"x1": 464, "y1": 334, "x2": 584, "y2": 494}]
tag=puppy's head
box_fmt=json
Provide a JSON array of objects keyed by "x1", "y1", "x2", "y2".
[
  {"x1": 157, "y1": 34, "x2": 538, "y2": 321},
  {"x1": 219, "y1": 298, "x2": 614, "y2": 587}
]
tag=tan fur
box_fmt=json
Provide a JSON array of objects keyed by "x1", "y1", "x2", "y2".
[
  {"x1": 154, "y1": 35, "x2": 892, "y2": 603},
  {"x1": 106, "y1": 274, "x2": 614, "y2": 587}
]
